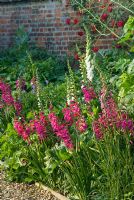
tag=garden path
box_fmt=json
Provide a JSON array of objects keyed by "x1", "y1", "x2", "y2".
[{"x1": 0, "y1": 171, "x2": 58, "y2": 200}]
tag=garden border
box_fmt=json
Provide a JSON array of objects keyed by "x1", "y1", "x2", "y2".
[{"x1": 35, "y1": 182, "x2": 69, "y2": 200}]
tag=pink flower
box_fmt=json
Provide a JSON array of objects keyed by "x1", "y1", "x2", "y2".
[
  {"x1": 82, "y1": 86, "x2": 96, "y2": 103},
  {"x1": 39, "y1": 112, "x2": 48, "y2": 126},
  {"x1": 0, "y1": 81, "x2": 15, "y2": 106},
  {"x1": 117, "y1": 20, "x2": 124, "y2": 27},
  {"x1": 57, "y1": 126, "x2": 74, "y2": 149},
  {"x1": 92, "y1": 121, "x2": 103, "y2": 139},
  {"x1": 14, "y1": 119, "x2": 31, "y2": 141},
  {"x1": 33, "y1": 119, "x2": 47, "y2": 140},
  {"x1": 62, "y1": 107, "x2": 73, "y2": 125},
  {"x1": 48, "y1": 112, "x2": 73, "y2": 149},
  {"x1": 48, "y1": 112, "x2": 60, "y2": 132},
  {"x1": 93, "y1": 92, "x2": 134, "y2": 139},
  {"x1": 14, "y1": 101, "x2": 22, "y2": 115},
  {"x1": 75, "y1": 117, "x2": 88, "y2": 133},
  {"x1": 66, "y1": 18, "x2": 71, "y2": 25},
  {"x1": 0, "y1": 81, "x2": 11, "y2": 93},
  {"x1": 16, "y1": 78, "x2": 26, "y2": 91},
  {"x1": 100, "y1": 13, "x2": 108, "y2": 21},
  {"x1": 2, "y1": 93, "x2": 14, "y2": 105},
  {"x1": 70, "y1": 102, "x2": 81, "y2": 117},
  {"x1": 14, "y1": 120, "x2": 25, "y2": 136}
]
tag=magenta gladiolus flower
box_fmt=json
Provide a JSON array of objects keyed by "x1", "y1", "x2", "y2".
[
  {"x1": 48, "y1": 112, "x2": 73, "y2": 149},
  {"x1": 16, "y1": 78, "x2": 26, "y2": 91},
  {"x1": 14, "y1": 119, "x2": 30, "y2": 141},
  {"x1": 33, "y1": 119, "x2": 47, "y2": 140},
  {"x1": 92, "y1": 121, "x2": 103, "y2": 139},
  {"x1": 82, "y1": 86, "x2": 96, "y2": 103},
  {"x1": 39, "y1": 112, "x2": 48, "y2": 126},
  {"x1": 70, "y1": 101, "x2": 81, "y2": 117},
  {"x1": 75, "y1": 117, "x2": 88, "y2": 133},
  {"x1": 2, "y1": 93, "x2": 14, "y2": 105},
  {"x1": 62, "y1": 107, "x2": 73, "y2": 125},
  {"x1": 14, "y1": 101, "x2": 22, "y2": 115}
]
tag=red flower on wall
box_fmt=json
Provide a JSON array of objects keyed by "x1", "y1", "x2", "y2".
[
  {"x1": 74, "y1": 53, "x2": 80, "y2": 60},
  {"x1": 101, "y1": 13, "x2": 108, "y2": 21},
  {"x1": 107, "y1": 6, "x2": 112, "y2": 12},
  {"x1": 91, "y1": 24, "x2": 97, "y2": 32},
  {"x1": 117, "y1": 20, "x2": 124, "y2": 27},
  {"x1": 92, "y1": 47, "x2": 99, "y2": 53},
  {"x1": 115, "y1": 44, "x2": 122, "y2": 48},
  {"x1": 74, "y1": 18, "x2": 79, "y2": 25},
  {"x1": 77, "y1": 10, "x2": 83, "y2": 16},
  {"x1": 78, "y1": 31, "x2": 84, "y2": 36},
  {"x1": 66, "y1": 18, "x2": 71, "y2": 25}
]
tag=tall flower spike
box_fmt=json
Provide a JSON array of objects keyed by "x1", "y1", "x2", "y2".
[
  {"x1": 66, "y1": 61, "x2": 77, "y2": 104},
  {"x1": 48, "y1": 112, "x2": 73, "y2": 149},
  {"x1": 76, "y1": 44, "x2": 87, "y2": 85},
  {"x1": 84, "y1": 25, "x2": 94, "y2": 82},
  {"x1": 36, "y1": 70, "x2": 43, "y2": 111}
]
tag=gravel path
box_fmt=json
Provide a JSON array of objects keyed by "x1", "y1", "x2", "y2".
[{"x1": 0, "y1": 171, "x2": 58, "y2": 200}]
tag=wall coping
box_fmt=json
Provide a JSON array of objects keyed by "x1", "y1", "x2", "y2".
[{"x1": 0, "y1": 0, "x2": 56, "y2": 4}]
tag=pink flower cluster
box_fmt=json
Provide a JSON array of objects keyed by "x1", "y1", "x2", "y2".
[
  {"x1": 62, "y1": 107, "x2": 73, "y2": 125},
  {"x1": 93, "y1": 96, "x2": 134, "y2": 139},
  {"x1": 48, "y1": 112, "x2": 73, "y2": 149},
  {"x1": 76, "y1": 117, "x2": 88, "y2": 133},
  {"x1": 14, "y1": 119, "x2": 30, "y2": 141},
  {"x1": 0, "y1": 81, "x2": 14, "y2": 105},
  {"x1": 33, "y1": 120, "x2": 47, "y2": 140},
  {"x1": 14, "y1": 112, "x2": 48, "y2": 142},
  {"x1": 0, "y1": 80, "x2": 22, "y2": 115},
  {"x1": 82, "y1": 86, "x2": 97, "y2": 103},
  {"x1": 16, "y1": 78, "x2": 26, "y2": 91},
  {"x1": 62, "y1": 101, "x2": 88, "y2": 133}
]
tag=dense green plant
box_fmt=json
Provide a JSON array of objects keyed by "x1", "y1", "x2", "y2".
[
  {"x1": 0, "y1": 123, "x2": 30, "y2": 182},
  {"x1": 0, "y1": 27, "x2": 67, "y2": 84},
  {"x1": 94, "y1": 130, "x2": 134, "y2": 200},
  {"x1": 119, "y1": 16, "x2": 134, "y2": 52}
]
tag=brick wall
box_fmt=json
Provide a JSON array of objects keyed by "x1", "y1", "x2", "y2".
[{"x1": 0, "y1": 0, "x2": 113, "y2": 56}]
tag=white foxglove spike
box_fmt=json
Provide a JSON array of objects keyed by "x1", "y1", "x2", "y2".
[{"x1": 85, "y1": 56, "x2": 94, "y2": 82}]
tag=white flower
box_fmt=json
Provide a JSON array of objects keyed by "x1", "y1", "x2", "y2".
[{"x1": 85, "y1": 56, "x2": 94, "y2": 82}]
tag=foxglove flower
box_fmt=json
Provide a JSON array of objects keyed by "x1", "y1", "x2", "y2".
[
  {"x1": 14, "y1": 101, "x2": 22, "y2": 115},
  {"x1": 75, "y1": 117, "x2": 88, "y2": 133},
  {"x1": 48, "y1": 112, "x2": 73, "y2": 149},
  {"x1": 85, "y1": 56, "x2": 94, "y2": 82},
  {"x1": 16, "y1": 78, "x2": 26, "y2": 91},
  {"x1": 100, "y1": 13, "x2": 108, "y2": 21},
  {"x1": 82, "y1": 86, "x2": 96, "y2": 103},
  {"x1": 66, "y1": 18, "x2": 71, "y2": 25},
  {"x1": 33, "y1": 119, "x2": 47, "y2": 140},
  {"x1": 62, "y1": 107, "x2": 73, "y2": 125},
  {"x1": 70, "y1": 101, "x2": 81, "y2": 117}
]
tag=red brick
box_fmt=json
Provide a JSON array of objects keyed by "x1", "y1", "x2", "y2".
[{"x1": 0, "y1": 1, "x2": 115, "y2": 56}]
